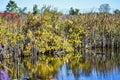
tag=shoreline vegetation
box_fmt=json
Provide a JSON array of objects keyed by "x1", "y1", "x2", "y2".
[
  {"x1": 0, "y1": 0, "x2": 120, "y2": 58},
  {"x1": 1, "y1": 11, "x2": 120, "y2": 58},
  {"x1": 0, "y1": 0, "x2": 120, "y2": 79}
]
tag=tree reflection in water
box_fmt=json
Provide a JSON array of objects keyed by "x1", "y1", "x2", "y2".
[
  {"x1": 0, "y1": 49, "x2": 120, "y2": 80},
  {"x1": 56, "y1": 49, "x2": 120, "y2": 80}
]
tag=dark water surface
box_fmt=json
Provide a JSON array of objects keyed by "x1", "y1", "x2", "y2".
[{"x1": 0, "y1": 49, "x2": 120, "y2": 80}]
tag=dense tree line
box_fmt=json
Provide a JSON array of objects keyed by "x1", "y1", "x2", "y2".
[{"x1": 0, "y1": 0, "x2": 120, "y2": 58}]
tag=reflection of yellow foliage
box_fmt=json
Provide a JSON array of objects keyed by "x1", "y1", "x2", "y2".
[
  {"x1": 27, "y1": 62, "x2": 32, "y2": 70},
  {"x1": 21, "y1": 57, "x2": 63, "y2": 79}
]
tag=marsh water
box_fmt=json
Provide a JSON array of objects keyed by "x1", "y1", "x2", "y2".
[{"x1": 0, "y1": 49, "x2": 120, "y2": 80}]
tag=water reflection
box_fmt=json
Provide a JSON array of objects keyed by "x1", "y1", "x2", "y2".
[
  {"x1": 0, "y1": 49, "x2": 120, "y2": 80},
  {"x1": 56, "y1": 49, "x2": 120, "y2": 80},
  {"x1": 0, "y1": 56, "x2": 63, "y2": 80}
]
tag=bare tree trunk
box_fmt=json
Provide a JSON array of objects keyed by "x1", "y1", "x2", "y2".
[
  {"x1": 102, "y1": 35, "x2": 106, "y2": 48},
  {"x1": 112, "y1": 38, "x2": 114, "y2": 50}
]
